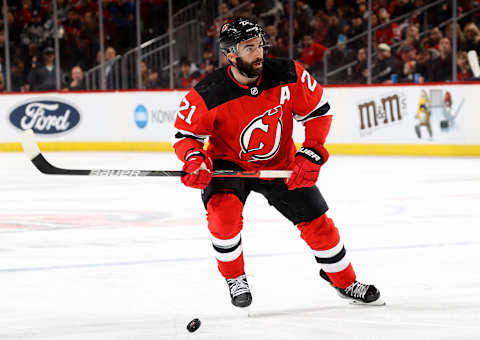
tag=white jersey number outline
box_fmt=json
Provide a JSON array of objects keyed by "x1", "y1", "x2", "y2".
[
  {"x1": 177, "y1": 97, "x2": 197, "y2": 125},
  {"x1": 301, "y1": 70, "x2": 317, "y2": 92}
]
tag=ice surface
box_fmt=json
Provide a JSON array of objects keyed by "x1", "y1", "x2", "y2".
[{"x1": 1, "y1": 152, "x2": 480, "y2": 339}]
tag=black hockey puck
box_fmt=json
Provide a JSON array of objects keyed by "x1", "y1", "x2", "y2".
[{"x1": 186, "y1": 318, "x2": 201, "y2": 333}]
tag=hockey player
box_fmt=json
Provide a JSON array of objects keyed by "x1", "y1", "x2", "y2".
[{"x1": 172, "y1": 17, "x2": 384, "y2": 308}]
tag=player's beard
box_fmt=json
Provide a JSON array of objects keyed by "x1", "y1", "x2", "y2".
[{"x1": 235, "y1": 56, "x2": 263, "y2": 79}]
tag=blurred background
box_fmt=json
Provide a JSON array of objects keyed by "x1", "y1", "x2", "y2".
[{"x1": 0, "y1": 0, "x2": 479, "y2": 93}]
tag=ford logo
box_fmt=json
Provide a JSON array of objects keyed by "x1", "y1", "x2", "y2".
[
  {"x1": 134, "y1": 104, "x2": 148, "y2": 128},
  {"x1": 8, "y1": 99, "x2": 81, "y2": 134}
]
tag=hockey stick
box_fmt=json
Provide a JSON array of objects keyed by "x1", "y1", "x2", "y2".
[
  {"x1": 21, "y1": 130, "x2": 292, "y2": 179},
  {"x1": 452, "y1": 98, "x2": 465, "y2": 120},
  {"x1": 467, "y1": 50, "x2": 480, "y2": 78}
]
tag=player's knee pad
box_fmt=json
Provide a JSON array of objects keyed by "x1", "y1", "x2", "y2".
[
  {"x1": 206, "y1": 193, "x2": 243, "y2": 239},
  {"x1": 297, "y1": 214, "x2": 340, "y2": 250}
]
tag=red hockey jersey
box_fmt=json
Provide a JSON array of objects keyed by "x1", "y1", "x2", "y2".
[{"x1": 172, "y1": 58, "x2": 332, "y2": 170}]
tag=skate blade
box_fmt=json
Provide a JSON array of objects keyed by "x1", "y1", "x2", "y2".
[
  {"x1": 231, "y1": 305, "x2": 252, "y2": 317},
  {"x1": 348, "y1": 297, "x2": 386, "y2": 306},
  {"x1": 336, "y1": 290, "x2": 386, "y2": 306}
]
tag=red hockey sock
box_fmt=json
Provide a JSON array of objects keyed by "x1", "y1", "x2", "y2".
[
  {"x1": 207, "y1": 193, "x2": 245, "y2": 279},
  {"x1": 297, "y1": 214, "x2": 356, "y2": 288},
  {"x1": 217, "y1": 256, "x2": 245, "y2": 279},
  {"x1": 325, "y1": 264, "x2": 356, "y2": 288}
]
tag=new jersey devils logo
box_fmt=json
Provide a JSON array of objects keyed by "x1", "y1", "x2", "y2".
[{"x1": 239, "y1": 105, "x2": 283, "y2": 162}]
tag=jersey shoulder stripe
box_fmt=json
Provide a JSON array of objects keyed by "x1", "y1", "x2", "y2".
[
  {"x1": 194, "y1": 58, "x2": 298, "y2": 111},
  {"x1": 295, "y1": 102, "x2": 331, "y2": 124}
]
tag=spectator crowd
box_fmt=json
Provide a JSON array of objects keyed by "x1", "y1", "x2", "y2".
[
  {"x1": 187, "y1": 0, "x2": 480, "y2": 86},
  {"x1": 1, "y1": 0, "x2": 479, "y2": 92},
  {"x1": 0, "y1": 0, "x2": 180, "y2": 91}
]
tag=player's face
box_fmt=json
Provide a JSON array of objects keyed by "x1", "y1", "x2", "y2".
[
  {"x1": 235, "y1": 36, "x2": 264, "y2": 78},
  {"x1": 303, "y1": 36, "x2": 313, "y2": 47}
]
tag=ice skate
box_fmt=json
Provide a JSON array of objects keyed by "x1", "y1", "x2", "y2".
[
  {"x1": 320, "y1": 269, "x2": 385, "y2": 306},
  {"x1": 226, "y1": 274, "x2": 252, "y2": 308}
]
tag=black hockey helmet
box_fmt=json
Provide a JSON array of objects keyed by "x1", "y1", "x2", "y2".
[{"x1": 219, "y1": 17, "x2": 268, "y2": 56}]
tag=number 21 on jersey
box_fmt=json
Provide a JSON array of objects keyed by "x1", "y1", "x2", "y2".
[{"x1": 177, "y1": 97, "x2": 197, "y2": 125}]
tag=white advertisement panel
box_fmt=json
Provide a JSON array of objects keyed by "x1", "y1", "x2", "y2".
[
  {"x1": 0, "y1": 83, "x2": 479, "y2": 153},
  {"x1": 322, "y1": 84, "x2": 476, "y2": 145},
  {"x1": 1, "y1": 91, "x2": 186, "y2": 143}
]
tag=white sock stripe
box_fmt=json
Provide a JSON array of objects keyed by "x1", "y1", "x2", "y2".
[
  {"x1": 319, "y1": 256, "x2": 350, "y2": 273},
  {"x1": 214, "y1": 244, "x2": 243, "y2": 262},
  {"x1": 211, "y1": 233, "x2": 241, "y2": 248},
  {"x1": 313, "y1": 241, "x2": 344, "y2": 258}
]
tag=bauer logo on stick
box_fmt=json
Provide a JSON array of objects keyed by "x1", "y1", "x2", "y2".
[
  {"x1": 90, "y1": 170, "x2": 141, "y2": 176},
  {"x1": 9, "y1": 99, "x2": 81, "y2": 134}
]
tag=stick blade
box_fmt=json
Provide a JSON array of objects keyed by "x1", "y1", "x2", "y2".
[
  {"x1": 467, "y1": 50, "x2": 480, "y2": 78},
  {"x1": 21, "y1": 129, "x2": 41, "y2": 160}
]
